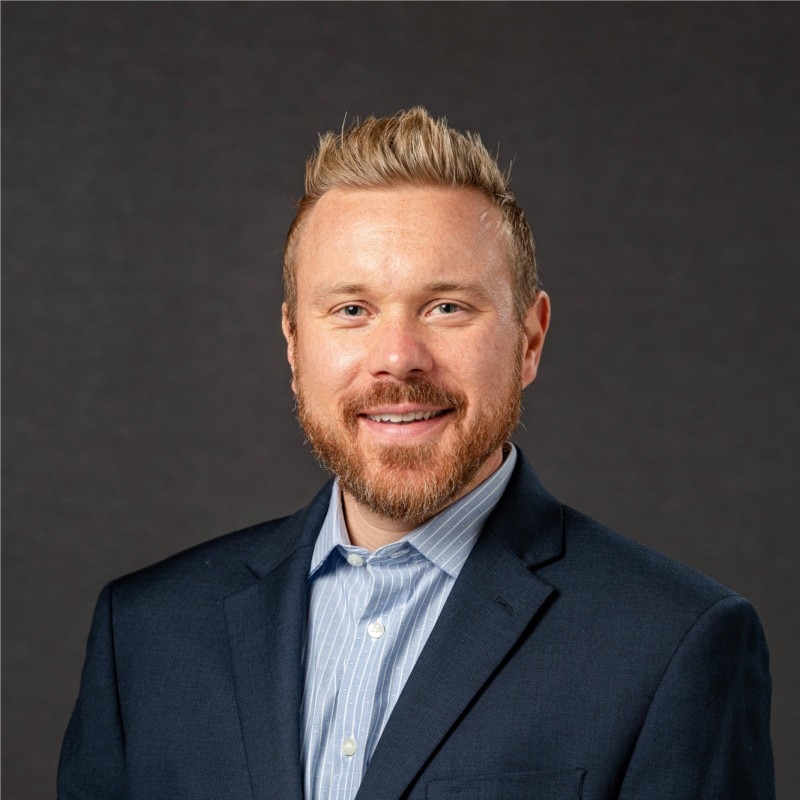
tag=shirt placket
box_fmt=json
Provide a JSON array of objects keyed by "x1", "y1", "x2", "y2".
[{"x1": 335, "y1": 551, "x2": 408, "y2": 790}]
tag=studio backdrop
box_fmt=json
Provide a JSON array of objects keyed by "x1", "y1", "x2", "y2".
[{"x1": 3, "y1": 3, "x2": 799, "y2": 798}]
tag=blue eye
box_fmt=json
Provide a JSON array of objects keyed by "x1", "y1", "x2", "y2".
[
  {"x1": 339, "y1": 305, "x2": 365, "y2": 317},
  {"x1": 435, "y1": 303, "x2": 461, "y2": 314}
]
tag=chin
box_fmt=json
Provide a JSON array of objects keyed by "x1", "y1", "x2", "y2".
[{"x1": 342, "y1": 449, "x2": 488, "y2": 525}]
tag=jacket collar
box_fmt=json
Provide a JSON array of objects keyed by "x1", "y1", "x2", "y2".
[{"x1": 481, "y1": 447, "x2": 564, "y2": 569}]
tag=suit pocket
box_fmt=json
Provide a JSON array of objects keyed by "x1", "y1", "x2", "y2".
[{"x1": 425, "y1": 767, "x2": 586, "y2": 799}]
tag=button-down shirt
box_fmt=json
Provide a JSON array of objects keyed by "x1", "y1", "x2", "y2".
[{"x1": 301, "y1": 446, "x2": 517, "y2": 800}]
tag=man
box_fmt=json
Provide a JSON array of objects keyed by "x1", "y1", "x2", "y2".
[{"x1": 59, "y1": 108, "x2": 774, "y2": 799}]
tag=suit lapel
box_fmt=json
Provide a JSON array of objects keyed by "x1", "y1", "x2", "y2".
[
  {"x1": 355, "y1": 453, "x2": 564, "y2": 800},
  {"x1": 224, "y1": 485, "x2": 331, "y2": 800}
]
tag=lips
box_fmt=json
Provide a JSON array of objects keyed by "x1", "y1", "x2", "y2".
[
  {"x1": 342, "y1": 378, "x2": 466, "y2": 430},
  {"x1": 365, "y1": 409, "x2": 447, "y2": 424}
]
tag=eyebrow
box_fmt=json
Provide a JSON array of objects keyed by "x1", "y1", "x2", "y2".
[
  {"x1": 425, "y1": 282, "x2": 491, "y2": 299},
  {"x1": 309, "y1": 283, "x2": 368, "y2": 307}
]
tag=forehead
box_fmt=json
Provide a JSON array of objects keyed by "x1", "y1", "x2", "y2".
[{"x1": 292, "y1": 186, "x2": 511, "y2": 286}]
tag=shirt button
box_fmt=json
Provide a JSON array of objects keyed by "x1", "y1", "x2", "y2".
[
  {"x1": 342, "y1": 737, "x2": 357, "y2": 757},
  {"x1": 346, "y1": 553, "x2": 364, "y2": 567},
  {"x1": 367, "y1": 621, "x2": 385, "y2": 639}
]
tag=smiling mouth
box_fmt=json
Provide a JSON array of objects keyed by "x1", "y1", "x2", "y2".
[{"x1": 364, "y1": 409, "x2": 450, "y2": 424}]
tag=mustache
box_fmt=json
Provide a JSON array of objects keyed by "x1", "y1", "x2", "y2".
[{"x1": 341, "y1": 379, "x2": 467, "y2": 424}]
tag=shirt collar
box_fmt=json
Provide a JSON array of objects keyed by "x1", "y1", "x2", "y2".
[{"x1": 309, "y1": 444, "x2": 517, "y2": 580}]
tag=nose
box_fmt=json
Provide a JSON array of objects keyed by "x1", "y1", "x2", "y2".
[{"x1": 365, "y1": 316, "x2": 434, "y2": 379}]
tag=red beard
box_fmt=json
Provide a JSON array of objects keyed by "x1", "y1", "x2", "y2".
[{"x1": 295, "y1": 371, "x2": 522, "y2": 525}]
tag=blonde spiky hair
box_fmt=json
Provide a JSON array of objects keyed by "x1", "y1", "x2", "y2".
[{"x1": 283, "y1": 107, "x2": 538, "y2": 330}]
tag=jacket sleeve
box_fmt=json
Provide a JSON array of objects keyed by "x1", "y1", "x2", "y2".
[
  {"x1": 619, "y1": 594, "x2": 774, "y2": 799},
  {"x1": 58, "y1": 582, "x2": 127, "y2": 799}
]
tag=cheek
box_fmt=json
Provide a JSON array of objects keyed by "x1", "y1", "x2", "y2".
[
  {"x1": 460, "y1": 329, "x2": 523, "y2": 386},
  {"x1": 330, "y1": 346, "x2": 365, "y2": 374},
  {"x1": 442, "y1": 351, "x2": 501, "y2": 399},
  {"x1": 296, "y1": 334, "x2": 364, "y2": 392}
]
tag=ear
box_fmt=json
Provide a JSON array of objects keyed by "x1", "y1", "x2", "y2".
[
  {"x1": 281, "y1": 303, "x2": 297, "y2": 389},
  {"x1": 520, "y1": 291, "x2": 550, "y2": 389}
]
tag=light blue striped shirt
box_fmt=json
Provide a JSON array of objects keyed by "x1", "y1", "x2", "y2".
[{"x1": 301, "y1": 445, "x2": 517, "y2": 800}]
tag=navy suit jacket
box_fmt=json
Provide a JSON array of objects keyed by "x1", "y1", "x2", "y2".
[{"x1": 59, "y1": 452, "x2": 774, "y2": 799}]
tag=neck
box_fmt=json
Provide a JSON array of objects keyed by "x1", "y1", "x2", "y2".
[
  {"x1": 340, "y1": 446, "x2": 505, "y2": 550},
  {"x1": 340, "y1": 499, "x2": 418, "y2": 551}
]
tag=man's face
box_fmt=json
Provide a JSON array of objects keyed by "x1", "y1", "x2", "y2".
[{"x1": 283, "y1": 186, "x2": 549, "y2": 526}]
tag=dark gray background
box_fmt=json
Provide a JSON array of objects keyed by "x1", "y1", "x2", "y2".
[{"x1": 3, "y1": 3, "x2": 798, "y2": 797}]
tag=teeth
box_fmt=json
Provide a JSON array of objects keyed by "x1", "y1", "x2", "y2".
[{"x1": 367, "y1": 409, "x2": 444, "y2": 423}]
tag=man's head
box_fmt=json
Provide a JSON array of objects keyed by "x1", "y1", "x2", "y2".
[
  {"x1": 282, "y1": 109, "x2": 549, "y2": 532},
  {"x1": 283, "y1": 107, "x2": 539, "y2": 335}
]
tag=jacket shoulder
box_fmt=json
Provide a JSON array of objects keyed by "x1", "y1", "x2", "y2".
[
  {"x1": 110, "y1": 517, "x2": 290, "y2": 604},
  {"x1": 111, "y1": 480, "x2": 332, "y2": 605},
  {"x1": 551, "y1": 504, "x2": 743, "y2": 623},
  {"x1": 111, "y1": 481, "x2": 332, "y2": 594},
  {"x1": 503, "y1": 452, "x2": 741, "y2": 616}
]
